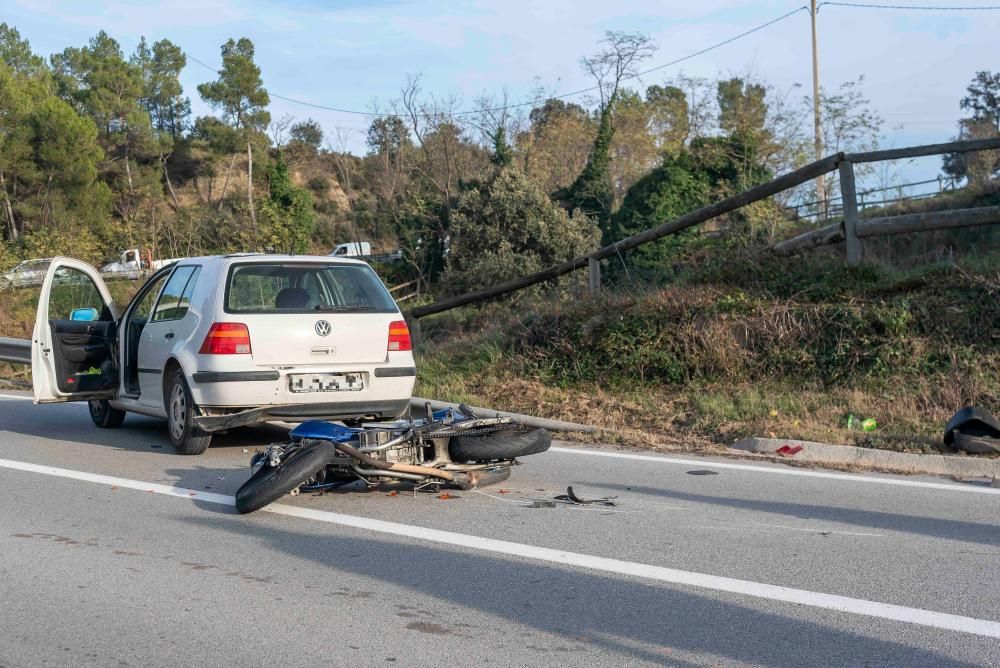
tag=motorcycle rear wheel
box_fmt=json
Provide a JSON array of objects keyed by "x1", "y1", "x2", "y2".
[
  {"x1": 235, "y1": 441, "x2": 338, "y2": 513},
  {"x1": 448, "y1": 428, "x2": 551, "y2": 463}
]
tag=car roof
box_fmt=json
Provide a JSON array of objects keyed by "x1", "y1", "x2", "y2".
[{"x1": 175, "y1": 254, "x2": 369, "y2": 267}]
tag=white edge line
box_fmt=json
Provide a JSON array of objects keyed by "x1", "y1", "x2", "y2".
[
  {"x1": 0, "y1": 456, "x2": 998, "y2": 640},
  {"x1": 550, "y1": 446, "x2": 1000, "y2": 495},
  {"x1": 3, "y1": 394, "x2": 995, "y2": 495}
]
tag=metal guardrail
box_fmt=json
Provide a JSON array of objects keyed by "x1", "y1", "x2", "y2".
[{"x1": 0, "y1": 337, "x2": 30, "y2": 365}]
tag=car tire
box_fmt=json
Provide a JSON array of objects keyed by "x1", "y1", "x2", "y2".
[
  {"x1": 89, "y1": 399, "x2": 126, "y2": 428},
  {"x1": 166, "y1": 368, "x2": 212, "y2": 455}
]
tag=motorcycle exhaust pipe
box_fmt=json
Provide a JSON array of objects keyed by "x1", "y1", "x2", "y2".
[{"x1": 333, "y1": 442, "x2": 455, "y2": 482}]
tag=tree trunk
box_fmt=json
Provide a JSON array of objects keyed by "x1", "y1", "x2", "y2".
[
  {"x1": 247, "y1": 140, "x2": 256, "y2": 227},
  {"x1": 124, "y1": 148, "x2": 134, "y2": 193},
  {"x1": 0, "y1": 170, "x2": 18, "y2": 241},
  {"x1": 161, "y1": 154, "x2": 180, "y2": 209},
  {"x1": 42, "y1": 172, "x2": 53, "y2": 226},
  {"x1": 218, "y1": 153, "x2": 237, "y2": 211}
]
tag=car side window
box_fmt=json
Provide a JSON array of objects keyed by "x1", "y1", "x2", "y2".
[
  {"x1": 49, "y1": 267, "x2": 109, "y2": 321},
  {"x1": 151, "y1": 266, "x2": 200, "y2": 322},
  {"x1": 129, "y1": 273, "x2": 170, "y2": 324}
]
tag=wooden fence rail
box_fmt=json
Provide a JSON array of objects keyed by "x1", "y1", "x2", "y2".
[{"x1": 410, "y1": 137, "x2": 1000, "y2": 320}]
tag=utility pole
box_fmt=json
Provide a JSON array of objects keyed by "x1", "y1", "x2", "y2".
[{"x1": 811, "y1": 0, "x2": 827, "y2": 219}]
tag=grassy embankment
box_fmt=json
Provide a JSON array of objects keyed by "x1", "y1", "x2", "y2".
[{"x1": 414, "y1": 250, "x2": 1000, "y2": 454}]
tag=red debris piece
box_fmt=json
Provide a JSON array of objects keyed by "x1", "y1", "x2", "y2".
[
  {"x1": 437, "y1": 492, "x2": 452, "y2": 500},
  {"x1": 775, "y1": 444, "x2": 804, "y2": 457},
  {"x1": 387, "y1": 491, "x2": 398, "y2": 497},
  {"x1": 497, "y1": 489, "x2": 510, "y2": 494}
]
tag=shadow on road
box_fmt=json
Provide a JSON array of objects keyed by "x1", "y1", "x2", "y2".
[
  {"x1": 0, "y1": 400, "x2": 287, "y2": 455},
  {"x1": 580, "y1": 483, "x2": 1000, "y2": 548},
  {"x1": 182, "y1": 514, "x2": 986, "y2": 667}
]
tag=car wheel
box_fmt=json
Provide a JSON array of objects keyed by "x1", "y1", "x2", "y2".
[
  {"x1": 166, "y1": 368, "x2": 212, "y2": 455},
  {"x1": 89, "y1": 399, "x2": 126, "y2": 428}
]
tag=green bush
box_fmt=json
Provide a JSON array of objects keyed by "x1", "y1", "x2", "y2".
[{"x1": 443, "y1": 165, "x2": 600, "y2": 296}]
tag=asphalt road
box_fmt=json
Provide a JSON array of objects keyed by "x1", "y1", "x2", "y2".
[{"x1": 0, "y1": 392, "x2": 998, "y2": 666}]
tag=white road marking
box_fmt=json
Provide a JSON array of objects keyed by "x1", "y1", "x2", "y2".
[
  {"x1": 2, "y1": 392, "x2": 995, "y2": 501},
  {"x1": 0, "y1": 456, "x2": 998, "y2": 640},
  {"x1": 694, "y1": 521, "x2": 884, "y2": 538},
  {"x1": 551, "y1": 446, "x2": 1000, "y2": 495},
  {"x1": 2, "y1": 393, "x2": 994, "y2": 495}
]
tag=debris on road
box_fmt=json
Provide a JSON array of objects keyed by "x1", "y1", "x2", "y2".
[
  {"x1": 553, "y1": 486, "x2": 617, "y2": 506},
  {"x1": 687, "y1": 469, "x2": 720, "y2": 475},
  {"x1": 775, "y1": 444, "x2": 804, "y2": 457}
]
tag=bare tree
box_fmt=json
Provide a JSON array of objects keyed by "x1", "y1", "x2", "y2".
[
  {"x1": 397, "y1": 74, "x2": 470, "y2": 206},
  {"x1": 269, "y1": 113, "x2": 294, "y2": 149},
  {"x1": 581, "y1": 31, "x2": 656, "y2": 110}
]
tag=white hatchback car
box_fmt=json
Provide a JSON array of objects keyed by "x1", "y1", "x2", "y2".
[{"x1": 31, "y1": 255, "x2": 416, "y2": 454}]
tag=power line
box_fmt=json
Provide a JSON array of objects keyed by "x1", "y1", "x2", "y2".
[
  {"x1": 185, "y1": 2, "x2": 1000, "y2": 123},
  {"x1": 820, "y1": 2, "x2": 1000, "y2": 10},
  {"x1": 185, "y1": 6, "x2": 811, "y2": 119}
]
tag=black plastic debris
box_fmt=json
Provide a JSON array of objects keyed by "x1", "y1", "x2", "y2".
[
  {"x1": 687, "y1": 470, "x2": 719, "y2": 476},
  {"x1": 553, "y1": 486, "x2": 617, "y2": 506},
  {"x1": 944, "y1": 407, "x2": 1000, "y2": 455}
]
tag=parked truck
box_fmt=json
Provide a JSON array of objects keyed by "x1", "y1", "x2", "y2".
[
  {"x1": 101, "y1": 248, "x2": 185, "y2": 279},
  {"x1": 328, "y1": 241, "x2": 372, "y2": 258},
  {"x1": 328, "y1": 241, "x2": 403, "y2": 263}
]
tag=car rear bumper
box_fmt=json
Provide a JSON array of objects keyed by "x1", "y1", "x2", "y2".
[
  {"x1": 192, "y1": 398, "x2": 411, "y2": 432},
  {"x1": 187, "y1": 364, "x2": 415, "y2": 407}
]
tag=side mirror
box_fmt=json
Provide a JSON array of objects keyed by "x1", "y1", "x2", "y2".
[{"x1": 70, "y1": 307, "x2": 99, "y2": 322}]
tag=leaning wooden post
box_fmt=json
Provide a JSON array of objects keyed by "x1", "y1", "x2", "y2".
[
  {"x1": 839, "y1": 160, "x2": 862, "y2": 265},
  {"x1": 406, "y1": 315, "x2": 422, "y2": 350},
  {"x1": 587, "y1": 256, "x2": 601, "y2": 295}
]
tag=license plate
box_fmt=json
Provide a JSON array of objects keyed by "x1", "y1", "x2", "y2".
[{"x1": 289, "y1": 373, "x2": 365, "y2": 393}]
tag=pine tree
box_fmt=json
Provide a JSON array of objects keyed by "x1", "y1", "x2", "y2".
[{"x1": 198, "y1": 38, "x2": 270, "y2": 227}]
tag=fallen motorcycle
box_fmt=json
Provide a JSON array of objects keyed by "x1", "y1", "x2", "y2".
[{"x1": 235, "y1": 404, "x2": 551, "y2": 513}]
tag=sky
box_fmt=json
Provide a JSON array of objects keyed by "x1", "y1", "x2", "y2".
[{"x1": 4, "y1": 0, "x2": 999, "y2": 186}]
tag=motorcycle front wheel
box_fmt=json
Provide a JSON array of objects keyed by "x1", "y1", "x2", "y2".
[{"x1": 235, "y1": 441, "x2": 338, "y2": 514}]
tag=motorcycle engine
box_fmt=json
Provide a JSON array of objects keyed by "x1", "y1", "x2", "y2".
[{"x1": 359, "y1": 428, "x2": 419, "y2": 465}]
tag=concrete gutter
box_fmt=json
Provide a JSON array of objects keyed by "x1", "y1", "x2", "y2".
[
  {"x1": 731, "y1": 437, "x2": 1000, "y2": 479},
  {"x1": 410, "y1": 397, "x2": 598, "y2": 433}
]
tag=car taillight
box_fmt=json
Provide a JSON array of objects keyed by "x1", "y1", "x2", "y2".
[
  {"x1": 199, "y1": 322, "x2": 252, "y2": 354},
  {"x1": 387, "y1": 320, "x2": 411, "y2": 352}
]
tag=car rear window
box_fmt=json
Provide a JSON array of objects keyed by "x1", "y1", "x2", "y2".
[{"x1": 225, "y1": 262, "x2": 398, "y2": 314}]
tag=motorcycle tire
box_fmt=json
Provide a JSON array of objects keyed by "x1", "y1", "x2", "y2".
[
  {"x1": 235, "y1": 441, "x2": 339, "y2": 514},
  {"x1": 448, "y1": 428, "x2": 551, "y2": 463}
]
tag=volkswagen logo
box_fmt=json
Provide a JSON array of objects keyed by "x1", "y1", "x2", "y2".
[{"x1": 315, "y1": 320, "x2": 332, "y2": 337}]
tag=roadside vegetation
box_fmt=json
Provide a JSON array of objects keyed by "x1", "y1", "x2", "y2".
[{"x1": 416, "y1": 249, "x2": 1000, "y2": 453}]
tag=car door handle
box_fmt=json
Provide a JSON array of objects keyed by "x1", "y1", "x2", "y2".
[{"x1": 164, "y1": 332, "x2": 175, "y2": 339}]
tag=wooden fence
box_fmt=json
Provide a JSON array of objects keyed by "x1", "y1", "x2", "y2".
[{"x1": 409, "y1": 137, "x2": 1000, "y2": 320}]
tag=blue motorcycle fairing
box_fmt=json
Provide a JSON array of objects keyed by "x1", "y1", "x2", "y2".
[
  {"x1": 289, "y1": 421, "x2": 359, "y2": 443},
  {"x1": 289, "y1": 409, "x2": 468, "y2": 443}
]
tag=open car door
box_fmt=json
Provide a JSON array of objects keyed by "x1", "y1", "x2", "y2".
[{"x1": 32, "y1": 257, "x2": 120, "y2": 403}]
